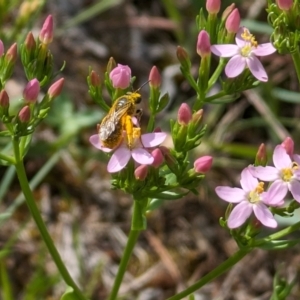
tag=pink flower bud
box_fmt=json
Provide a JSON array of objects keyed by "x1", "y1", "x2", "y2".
[
  {"x1": 149, "y1": 66, "x2": 161, "y2": 88},
  {"x1": 18, "y1": 105, "x2": 31, "y2": 123},
  {"x1": 134, "y1": 165, "x2": 148, "y2": 181},
  {"x1": 276, "y1": 0, "x2": 293, "y2": 10},
  {"x1": 0, "y1": 90, "x2": 9, "y2": 107},
  {"x1": 222, "y1": 3, "x2": 235, "y2": 21},
  {"x1": 281, "y1": 137, "x2": 294, "y2": 157},
  {"x1": 176, "y1": 46, "x2": 190, "y2": 66},
  {"x1": 255, "y1": 143, "x2": 267, "y2": 166},
  {"x1": 109, "y1": 64, "x2": 131, "y2": 89},
  {"x1": 107, "y1": 57, "x2": 116, "y2": 73},
  {"x1": 197, "y1": 30, "x2": 211, "y2": 58},
  {"x1": 25, "y1": 32, "x2": 36, "y2": 51},
  {"x1": 194, "y1": 156, "x2": 213, "y2": 173},
  {"x1": 23, "y1": 78, "x2": 40, "y2": 103},
  {"x1": 178, "y1": 103, "x2": 192, "y2": 125},
  {"x1": 39, "y1": 15, "x2": 53, "y2": 45},
  {"x1": 225, "y1": 8, "x2": 240, "y2": 34},
  {"x1": 5, "y1": 43, "x2": 17, "y2": 63},
  {"x1": 48, "y1": 78, "x2": 64, "y2": 99},
  {"x1": 90, "y1": 70, "x2": 101, "y2": 87},
  {"x1": 206, "y1": 0, "x2": 220, "y2": 14},
  {"x1": 192, "y1": 109, "x2": 203, "y2": 124},
  {"x1": 0, "y1": 40, "x2": 4, "y2": 57},
  {"x1": 151, "y1": 148, "x2": 164, "y2": 168}
]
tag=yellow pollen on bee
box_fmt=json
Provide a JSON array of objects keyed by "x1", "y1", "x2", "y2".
[{"x1": 248, "y1": 182, "x2": 264, "y2": 204}]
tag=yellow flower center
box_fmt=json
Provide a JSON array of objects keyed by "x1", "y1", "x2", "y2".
[
  {"x1": 248, "y1": 182, "x2": 264, "y2": 204},
  {"x1": 240, "y1": 28, "x2": 258, "y2": 57},
  {"x1": 281, "y1": 162, "x2": 299, "y2": 182}
]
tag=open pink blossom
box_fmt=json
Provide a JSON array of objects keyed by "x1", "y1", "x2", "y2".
[
  {"x1": 211, "y1": 27, "x2": 276, "y2": 82},
  {"x1": 250, "y1": 145, "x2": 300, "y2": 203},
  {"x1": 215, "y1": 168, "x2": 285, "y2": 229},
  {"x1": 89, "y1": 132, "x2": 166, "y2": 173}
]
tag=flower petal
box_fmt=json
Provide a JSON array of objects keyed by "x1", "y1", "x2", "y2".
[
  {"x1": 225, "y1": 55, "x2": 246, "y2": 78},
  {"x1": 252, "y1": 43, "x2": 276, "y2": 56},
  {"x1": 107, "y1": 147, "x2": 131, "y2": 173},
  {"x1": 89, "y1": 134, "x2": 112, "y2": 153},
  {"x1": 131, "y1": 148, "x2": 154, "y2": 165},
  {"x1": 210, "y1": 44, "x2": 239, "y2": 57},
  {"x1": 293, "y1": 170, "x2": 300, "y2": 181},
  {"x1": 249, "y1": 165, "x2": 279, "y2": 181},
  {"x1": 262, "y1": 180, "x2": 287, "y2": 206},
  {"x1": 141, "y1": 132, "x2": 167, "y2": 147},
  {"x1": 253, "y1": 202, "x2": 277, "y2": 228},
  {"x1": 215, "y1": 186, "x2": 246, "y2": 203},
  {"x1": 246, "y1": 56, "x2": 268, "y2": 82},
  {"x1": 227, "y1": 201, "x2": 253, "y2": 228},
  {"x1": 293, "y1": 154, "x2": 300, "y2": 164},
  {"x1": 289, "y1": 180, "x2": 300, "y2": 203},
  {"x1": 240, "y1": 168, "x2": 258, "y2": 192},
  {"x1": 273, "y1": 145, "x2": 291, "y2": 169}
]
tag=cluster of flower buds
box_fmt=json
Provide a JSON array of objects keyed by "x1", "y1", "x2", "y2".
[
  {"x1": 267, "y1": 0, "x2": 300, "y2": 54},
  {"x1": 0, "y1": 15, "x2": 64, "y2": 140}
]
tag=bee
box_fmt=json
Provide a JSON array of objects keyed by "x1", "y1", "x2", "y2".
[{"x1": 97, "y1": 92, "x2": 142, "y2": 149}]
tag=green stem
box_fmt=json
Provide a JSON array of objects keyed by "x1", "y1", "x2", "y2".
[
  {"x1": 12, "y1": 138, "x2": 86, "y2": 300},
  {"x1": 207, "y1": 58, "x2": 226, "y2": 90},
  {"x1": 0, "y1": 152, "x2": 15, "y2": 165},
  {"x1": 108, "y1": 199, "x2": 146, "y2": 299},
  {"x1": 291, "y1": 50, "x2": 300, "y2": 86},
  {"x1": 167, "y1": 248, "x2": 251, "y2": 300}
]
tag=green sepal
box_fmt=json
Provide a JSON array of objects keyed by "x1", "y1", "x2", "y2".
[
  {"x1": 256, "y1": 239, "x2": 300, "y2": 250},
  {"x1": 156, "y1": 93, "x2": 169, "y2": 113},
  {"x1": 148, "y1": 190, "x2": 189, "y2": 200},
  {"x1": 60, "y1": 286, "x2": 83, "y2": 300}
]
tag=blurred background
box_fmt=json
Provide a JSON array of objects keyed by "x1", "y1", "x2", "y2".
[{"x1": 0, "y1": 0, "x2": 300, "y2": 299}]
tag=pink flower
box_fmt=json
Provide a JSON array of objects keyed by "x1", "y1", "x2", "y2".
[
  {"x1": 281, "y1": 137, "x2": 294, "y2": 157},
  {"x1": 251, "y1": 145, "x2": 300, "y2": 203},
  {"x1": 277, "y1": 0, "x2": 293, "y2": 11},
  {"x1": 0, "y1": 40, "x2": 4, "y2": 56},
  {"x1": 197, "y1": 30, "x2": 211, "y2": 58},
  {"x1": 211, "y1": 27, "x2": 276, "y2": 82},
  {"x1": 194, "y1": 156, "x2": 213, "y2": 173},
  {"x1": 206, "y1": 0, "x2": 220, "y2": 14},
  {"x1": 177, "y1": 103, "x2": 192, "y2": 125},
  {"x1": 216, "y1": 168, "x2": 285, "y2": 228},
  {"x1": 39, "y1": 15, "x2": 54, "y2": 45},
  {"x1": 89, "y1": 132, "x2": 167, "y2": 173},
  {"x1": 250, "y1": 145, "x2": 300, "y2": 203},
  {"x1": 149, "y1": 66, "x2": 161, "y2": 88},
  {"x1": 109, "y1": 64, "x2": 131, "y2": 89},
  {"x1": 225, "y1": 8, "x2": 240, "y2": 34},
  {"x1": 23, "y1": 78, "x2": 40, "y2": 103}
]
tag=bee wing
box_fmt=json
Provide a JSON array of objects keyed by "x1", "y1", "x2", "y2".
[{"x1": 99, "y1": 104, "x2": 131, "y2": 140}]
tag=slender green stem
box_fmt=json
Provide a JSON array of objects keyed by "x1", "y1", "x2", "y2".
[
  {"x1": 291, "y1": 50, "x2": 300, "y2": 86},
  {"x1": 207, "y1": 58, "x2": 226, "y2": 90},
  {"x1": 12, "y1": 138, "x2": 86, "y2": 300},
  {"x1": 167, "y1": 248, "x2": 251, "y2": 300},
  {"x1": 0, "y1": 165, "x2": 15, "y2": 203},
  {"x1": 108, "y1": 199, "x2": 146, "y2": 299}
]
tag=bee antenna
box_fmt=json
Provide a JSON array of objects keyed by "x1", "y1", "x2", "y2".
[{"x1": 135, "y1": 80, "x2": 150, "y2": 92}]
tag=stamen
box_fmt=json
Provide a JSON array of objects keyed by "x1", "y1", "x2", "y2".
[
  {"x1": 281, "y1": 168, "x2": 293, "y2": 181},
  {"x1": 241, "y1": 28, "x2": 258, "y2": 48},
  {"x1": 248, "y1": 182, "x2": 264, "y2": 204}
]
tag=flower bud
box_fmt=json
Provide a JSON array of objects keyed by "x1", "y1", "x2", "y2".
[
  {"x1": 0, "y1": 90, "x2": 9, "y2": 108},
  {"x1": 178, "y1": 103, "x2": 192, "y2": 125},
  {"x1": 0, "y1": 40, "x2": 4, "y2": 57},
  {"x1": 90, "y1": 70, "x2": 101, "y2": 87},
  {"x1": 222, "y1": 3, "x2": 235, "y2": 21},
  {"x1": 281, "y1": 137, "x2": 294, "y2": 157},
  {"x1": 107, "y1": 57, "x2": 116, "y2": 74},
  {"x1": 255, "y1": 143, "x2": 267, "y2": 166},
  {"x1": 48, "y1": 78, "x2": 64, "y2": 99},
  {"x1": 18, "y1": 105, "x2": 31, "y2": 123},
  {"x1": 276, "y1": 0, "x2": 293, "y2": 11},
  {"x1": 151, "y1": 148, "x2": 164, "y2": 168},
  {"x1": 23, "y1": 78, "x2": 40, "y2": 103},
  {"x1": 5, "y1": 43, "x2": 17, "y2": 63},
  {"x1": 39, "y1": 15, "x2": 54, "y2": 45},
  {"x1": 134, "y1": 165, "x2": 148, "y2": 181},
  {"x1": 225, "y1": 8, "x2": 240, "y2": 34},
  {"x1": 176, "y1": 46, "x2": 191, "y2": 69},
  {"x1": 109, "y1": 64, "x2": 131, "y2": 89},
  {"x1": 24, "y1": 32, "x2": 36, "y2": 51},
  {"x1": 194, "y1": 156, "x2": 213, "y2": 173},
  {"x1": 192, "y1": 109, "x2": 203, "y2": 124},
  {"x1": 197, "y1": 30, "x2": 211, "y2": 58},
  {"x1": 149, "y1": 66, "x2": 161, "y2": 88},
  {"x1": 206, "y1": 0, "x2": 221, "y2": 14}
]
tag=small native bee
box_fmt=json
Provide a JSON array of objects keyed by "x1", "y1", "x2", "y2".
[{"x1": 97, "y1": 92, "x2": 142, "y2": 149}]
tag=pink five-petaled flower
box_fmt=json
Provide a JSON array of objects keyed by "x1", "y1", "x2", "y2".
[
  {"x1": 109, "y1": 64, "x2": 131, "y2": 89},
  {"x1": 250, "y1": 145, "x2": 300, "y2": 204},
  {"x1": 215, "y1": 168, "x2": 285, "y2": 229},
  {"x1": 89, "y1": 132, "x2": 167, "y2": 173},
  {"x1": 211, "y1": 27, "x2": 276, "y2": 82}
]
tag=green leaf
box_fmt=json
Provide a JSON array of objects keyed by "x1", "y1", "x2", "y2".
[
  {"x1": 257, "y1": 239, "x2": 300, "y2": 250},
  {"x1": 61, "y1": 287, "x2": 81, "y2": 300}
]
